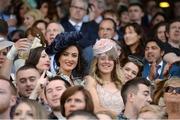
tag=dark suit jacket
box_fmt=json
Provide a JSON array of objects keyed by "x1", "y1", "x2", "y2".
[
  {"x1": 142, "y1": 60, "x2": 167, "y2": 79},
  {"x1": 61, "y1": 20, "x2": 98, "y2": 48}
]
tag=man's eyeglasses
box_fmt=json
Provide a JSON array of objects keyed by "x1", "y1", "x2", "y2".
[
  {"x1": 71, "y1": 5, "x2": 87, "y2": 11},
  {"x1": 164, "y1": 86, "x2": 180, "y2": 94}
]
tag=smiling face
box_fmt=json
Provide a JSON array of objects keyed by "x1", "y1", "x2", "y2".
[
  {"x1": 145, "y1": 41, "x2": 164, "y2": 64},
  {"x1": 46, "y1": 80, "x2": 67, "y2": 110},
  {"x1": 164, "y1": 81, "x2": 180, "y2": 114},
  {"x1": 157, "y1": 25, "x2": 166, "y2": 43},
  {"x1": 24, "y1": 14, "x2": 35, "y2": 28},
  {"x1": 97, "y1": 53, "x2": 115, "y2": 75},
  {"x1": 13, "y1": 103, "x2": 34, "y2": 120},
  {"x1": 16, "y1": 68, "x2": 40, "y2": 97},
  {"x1": 58, "y1": 45, "x2": 79, "y2": 75},
  {"x1": 64, "y1": 91, "x2": 86, "y2": 116},
  {"x1": 122, "y1": 62, "x2": 139, "y2": 82},
  {"x1": 36, "y1": 50, "x2": 50, "y2": 72}
]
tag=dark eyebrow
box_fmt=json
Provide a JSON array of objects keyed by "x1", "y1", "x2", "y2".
[{"x1": 143, "y1": 90, "x2": 150, "y2": 94}]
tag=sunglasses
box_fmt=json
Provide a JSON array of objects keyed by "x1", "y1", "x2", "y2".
[
  {"x1": 128, "y1": 55, "x2": 144, "y2": 67},
  {"x1": 165, "y1": 86, "x2": 180, "y2": 94}
]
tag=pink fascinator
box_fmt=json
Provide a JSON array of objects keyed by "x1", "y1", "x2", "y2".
[{"x1": 93, "y1": 39, "x2": 119, "y2": 59}]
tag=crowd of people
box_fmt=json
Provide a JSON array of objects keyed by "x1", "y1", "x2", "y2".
[{"x1": 0, "y1": 0, "x2": 180, "y2": 119}]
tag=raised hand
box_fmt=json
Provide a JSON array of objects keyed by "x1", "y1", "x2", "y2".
[
  {"x1": 14, "y1": 38, "x2": 31, "y2": 51},
  {"x1": 29, "y1": 70, "x2": 48, "y2": 100}
]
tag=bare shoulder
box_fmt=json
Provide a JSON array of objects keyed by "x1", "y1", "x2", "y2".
[{"x1": 84, "y1": 75, "x2": 97, "y2": 87}]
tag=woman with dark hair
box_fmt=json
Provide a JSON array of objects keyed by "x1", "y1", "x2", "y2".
[
  {"x1": 152, "y1": 22, "x2": 168, "y2": 43},
  {"x1": 36, "y1": 0, "x2": 59, "y2": 22},
  {"x1": 14, "y1": 1, "x2": 30, "y2": 28},
  {"x1": 151, "y1": 12, "x2": 167, "y2": 27},
  {"x1": 54, "y1": 42, "x2": 86, "y2": 85},
  {"x1": 26, "y1": 26, "x2": 47, "y2": 47},
  {"x1": 25, "y1": 47, "x2": 50, "y2": 74},
  {"x1": 45, "y1": 32, "x2": 87, "y2": 85},
  {"x1": 121, "y1": 55, "x2": 143, "y2": 83},
  {"x1": 60, "y1": 85, "x2": 94, "y2": 117},
  {"x1": 122, "y1": 23, "x2": 146, "y2": 58},
  {"x1": 32, "y1": 20, "x2": 48, "y2": 37}
]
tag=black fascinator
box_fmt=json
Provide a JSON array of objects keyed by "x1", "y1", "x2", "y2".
[{"x1": 45, "y1": 31, "x2": 83, "y2": 55}]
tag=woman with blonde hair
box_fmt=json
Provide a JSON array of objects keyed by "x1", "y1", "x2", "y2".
[
  {"x1": 163, "y1": 77, "x2": 180, "y2": 119},
  {"x1": 138, "y1": 104, "x2": 167, "y2": 119},
  {"x1": 85, "y1": 39, "x2": 124, "y2": 116},
  {"x1": 24, "y1": 9, "x2": 44, "y2": 29},
  {"x1": 12, "y1": 99, "x2": 48, "y2": 119}
]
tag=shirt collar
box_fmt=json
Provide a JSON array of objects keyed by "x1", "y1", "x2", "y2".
[
  {"x1": 158, "y1": 60, "x2": 163, "y2": 67},
  {"x1": 69, "y1": 19, "x2": 83, "y2": 27},
  {"x1": 148, "y1": 60, "x2": 163, "y2": 67}
]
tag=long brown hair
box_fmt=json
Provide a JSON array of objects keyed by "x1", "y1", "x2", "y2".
[{"x1": 60, "y1": 85, "x2": 94, "y2": 117}]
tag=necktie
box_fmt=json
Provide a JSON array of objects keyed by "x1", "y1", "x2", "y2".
[
  {"x1": 155, "y1": 65, "x2": 161, "y2": 79},
  {"x1": 74, "y1": 24, "x2": 80, "y2": 31}
]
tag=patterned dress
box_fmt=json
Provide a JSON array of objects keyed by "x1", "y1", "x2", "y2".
[{"x1": 96, "y1": 84, "x2": 124, "y2": 114}]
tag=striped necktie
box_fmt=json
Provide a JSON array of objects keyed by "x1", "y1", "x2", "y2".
[{"x1": 155, "y1": 65, "x2": 161, "y2": 79}]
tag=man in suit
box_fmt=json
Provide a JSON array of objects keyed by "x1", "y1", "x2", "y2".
[
  {"x1": 61, "y1": 0, "x2": 98, "y2": 73},
  {"x1": 142, "y1": 39, "x2": 180, "y2": 80},
  {"x1": 142, "y1": 39, "x2": 165, "y2": 80},
  {"x1": 98, "y1": 18, "x2": 117, "y2": 40}
]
